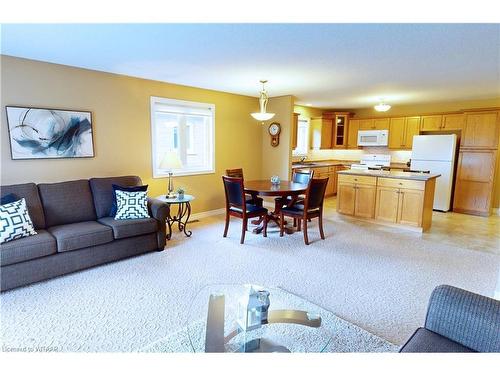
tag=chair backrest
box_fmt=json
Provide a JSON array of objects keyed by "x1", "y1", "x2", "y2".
[
  {"x1": 225, "y1": 168, "x2": 244, "y2": 179},
  {"x1": 303, "y1": 177, "x2": 329, "y2": 212},
  {"x1": 292, "y1": 169, "x2": 314, "y2": 185},
  {"x1": 222, "y1": 176, "x2": 246, "y2": 210}
]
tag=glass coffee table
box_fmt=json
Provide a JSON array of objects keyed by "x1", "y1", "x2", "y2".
[{"x1": 187, "y1": 284, "x2": 332, "y2": 353}]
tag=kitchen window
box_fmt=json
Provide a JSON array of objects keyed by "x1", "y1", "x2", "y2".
[
  {"x1": 151, "y1": 97, "x2": 215, "y2": 177},
  {"x1": 293, "y1": 117, "x2": 310, "y2": 156}
]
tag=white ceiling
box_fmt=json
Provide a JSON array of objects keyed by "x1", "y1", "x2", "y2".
[{"x1": 2, "y1": 24, "x2": 499, "y2": 108}]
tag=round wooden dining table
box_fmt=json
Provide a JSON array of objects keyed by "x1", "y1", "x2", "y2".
[{"x1": 244, "y1": 180, "x2": 308, "y2": 234}]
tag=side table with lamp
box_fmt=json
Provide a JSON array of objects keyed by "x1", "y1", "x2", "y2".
[
  {"x1": 159, "y1": 151, "x2": 182, "y2": 198},
  {"x1": 157, "y1": 151, "x2": 195, "y2": 239}
]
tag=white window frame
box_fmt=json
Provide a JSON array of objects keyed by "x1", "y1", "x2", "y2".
[
  {"x1": 292, "y1": 116, "x2": 310, "y2": 157},
  {"x1": 151, "y1": 96, "x2": 215, "y2": 178}
]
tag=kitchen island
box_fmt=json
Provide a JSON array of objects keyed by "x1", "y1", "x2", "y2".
[{"x1": 336, "y1": 169, "x2": 441, "y2": 232}]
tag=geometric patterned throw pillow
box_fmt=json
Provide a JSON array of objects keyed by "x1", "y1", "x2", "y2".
[
  {"x1": 0, "y1": 198, "x2": 38, "y2": 244},
  {"x1": 114, "y1": 190, "x2": 150, "y2": 220}
]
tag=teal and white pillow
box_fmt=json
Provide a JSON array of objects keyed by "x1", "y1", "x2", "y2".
[
  {"x1": 0, "y1": 198, "x2": 37, "y2": 244},
  {"x1": 114, "y1": 190, "x2": 150, "y2": 220}
]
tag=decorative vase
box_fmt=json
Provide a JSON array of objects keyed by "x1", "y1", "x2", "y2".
[
  {"x1": 270, "y1": 175, "x2": 280, "y2": 185},
  {"x1": 178, "y1": 193, "x2": 184, "y2": 199}
]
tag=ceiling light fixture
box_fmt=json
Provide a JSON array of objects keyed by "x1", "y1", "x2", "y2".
[
  {"x1": 251, "y1": 80, "x2": 275, "y2": 122},
  {"x1": 374, "y1": 100, "x2": 391, "y2": 112}
]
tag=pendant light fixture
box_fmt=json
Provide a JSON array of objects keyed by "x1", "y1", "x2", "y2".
[
  {"x1": 251, "y1": 80, "x2": 275, "y2": 121},
  {"x1": 374, "y1": 100, "x2": 391, "y2": 112}
]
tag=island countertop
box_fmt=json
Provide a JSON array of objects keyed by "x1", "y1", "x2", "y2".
[{"x1": 337, "y1": 169, "x2": 441, "y2": 181}]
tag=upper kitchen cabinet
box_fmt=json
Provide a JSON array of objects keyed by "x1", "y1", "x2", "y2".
[
  {"x1": 442, "y1": 113, "x2": 465, "y2": 131},
  {"x1": 321, "y1": 111, "x2": 352, "y2": 149},
  {"x1": 358, "y1": 118, "x2": 389, "y2": 130},
  {"x1": 359, "y1": 119, "x2": 374, "y2": 130},
  {"x1": 311, "y1": 116, "x2": 333, "y2": 149},
  {"x1": 373, "y1": 118, "x2": 390, "y2": 130},
  {"x1": 332, "y1": 112, "x2": 351, "y2": 148},
  {"x1": 388, "y1": 116, "x2": 420, "y2": 150},
  {"x1": 421, "y1": 115, "x2": 443, "y2": 131},
  {"x1": 347, "y1": 119, "x2": 359, "y2": 149},
  {"x1": 462, "y1": 111, "x2": 499, "y2": 149},
  {"x1": 388, "y1": 117, "x2": 406, "y2": 149}
]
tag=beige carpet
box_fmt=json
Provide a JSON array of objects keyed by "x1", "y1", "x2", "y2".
[{"x1": 1, "y1": 214, "x2": 499, "y2": 352}]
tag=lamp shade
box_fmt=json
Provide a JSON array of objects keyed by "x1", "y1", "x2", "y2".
[{"x1": 159, "y1": 151, "x2": 182, "y2": 170}]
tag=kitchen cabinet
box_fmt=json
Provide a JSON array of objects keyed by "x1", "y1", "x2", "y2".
[
  {"x1": 337, "y1": 174, "x2": 377, "y2": 218},
  {"x1": 398, "y1": 189, "x2": 424, "y2": 227},
  {"x1": 322, "y1": 112, "x2": 351, "y2": 149},
  {"x1": 421, "y1": 115, "x2": 443, "y2": 131},
  {"x1": 337, "y1": 183, "x2": 356, "y2": 215},
  {"x1": 332, "y1": 113, "x2": 350, "y2": 148},
  {"x1": 314, "y1": 165, "x2": 345, "y2": 197},
  {"x1": 453, "y1": 149, "x2": 497, "y2": 216},
  {"x1": 358, "y1": 118, "x2": 389, "y2": 130},
  {"x1": 338, "y1": 171, "x2": 438, "y2": 232},
  {"x1": 373, "y1": 118, "x2": 390, "y2": 130},
  {"x1": 462, "y1": 111, "x2": 499, "y2": 149},
  {"x1": 442, "y1": 114, "x2": 465, "y2": 131},
  {"x1": 405, "y1": 116, "x2": 421, "y2": 148},
  {"x1": 347, "y1": 119, "x2": 359, "y2": 149},
  {"x1": 291, "y1": 113, "x2": 299, "y2": 150},
  {"x1": 375, "y1": 178, "x2": 425, "y2": 227},
  {"x1": 359, "y1": 119, "x2": 374, "y2": 130},
  {"x1": 388, "y1": 117, "x2": 406, "y2": 149},
  {"x1": 354, "y1": 184, "x2": 377, "y2": 218},
  {"x1": 311, "y1": 117, "x2": 333, "y2": 149},
  {"x1": 375, "y1": 187, "x2": 400, "y2": 222},
  {"x1": 388, "y1": 116, "x2": 420, "y2": 150}
]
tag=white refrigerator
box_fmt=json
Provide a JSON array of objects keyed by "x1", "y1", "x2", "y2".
[{"x1": 410, "y1": 134, "x2": 457, "y2": 211}]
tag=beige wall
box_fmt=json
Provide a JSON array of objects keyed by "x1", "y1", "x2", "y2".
[
  {"x1": 261, "y1": 95, "x2": 294, "y2": 180},
  {"x1": 0, "y1": 55, "x2": 263, "y2": 214}
]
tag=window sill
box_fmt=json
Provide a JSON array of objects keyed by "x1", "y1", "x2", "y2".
[{"x1": 153, "y1": 169, "x2": 215, "y2": 178}]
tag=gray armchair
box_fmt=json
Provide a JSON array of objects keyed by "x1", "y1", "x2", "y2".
[{"x1": 400, "y1": 285, "x2": 500, "y2": 352}]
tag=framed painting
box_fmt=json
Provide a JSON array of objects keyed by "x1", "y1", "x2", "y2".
[{"x1": 5, "y1": 106, "x2": 95, "y2": 160}]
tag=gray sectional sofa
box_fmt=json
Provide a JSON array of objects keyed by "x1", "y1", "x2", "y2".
[
  {"x1": 1, "y1": 176, "x2": 169, "y2": 292},
  {"x1": 400, "y1": 285, "x2": 500, "y2": 352}
]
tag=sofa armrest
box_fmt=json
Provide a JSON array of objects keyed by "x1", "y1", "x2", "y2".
[
  {"x1": 424, "y1": 285, "x2": 500, "y2": 352},
  {"x1": 147, "y1": 198, "x2": 170, "y2": 250}
]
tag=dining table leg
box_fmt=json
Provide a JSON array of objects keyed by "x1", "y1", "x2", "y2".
[{"x1": 252, "y1": 194, "x2": 295, "y2": 235}]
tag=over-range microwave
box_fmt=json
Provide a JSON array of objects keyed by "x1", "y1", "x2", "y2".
[{"x1": 357, "y1": 130, "x2": 389, "y2": 146}]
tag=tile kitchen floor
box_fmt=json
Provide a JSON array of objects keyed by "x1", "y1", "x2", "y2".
[{"x1": 323, "y1": 197, "x2": 500, "y2": 255}]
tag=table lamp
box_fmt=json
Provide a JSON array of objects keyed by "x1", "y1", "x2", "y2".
[{"x1": 159, "y1": 151, "x2": 182, "y2": 198}]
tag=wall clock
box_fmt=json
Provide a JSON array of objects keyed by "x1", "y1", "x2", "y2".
[{"x1": 268, "y1": 122, "x2": 281, "y2": 147}]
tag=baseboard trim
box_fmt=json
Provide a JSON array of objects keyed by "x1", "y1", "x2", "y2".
[{"x1": 190, "y1": 208, "x2": 225, "y2": 221}]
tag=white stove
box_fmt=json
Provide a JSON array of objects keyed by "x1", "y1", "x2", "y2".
[{"x1": 350, "y1": 154, "x2": 391, "y2": 170}]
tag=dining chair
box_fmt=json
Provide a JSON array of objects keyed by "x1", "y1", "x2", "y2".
[
  {"x1": 222, "y1": 176, "x2": 268, "y2": 244},
  {"x1": 279, "y1": 177, "x2": 328, "y2": 245},
  {"x1": 275, "y1": 169, "x2": 314, "y2": 224},
  {"x1": 225, "y1": 168, "x2": 263, "y2": 207}
]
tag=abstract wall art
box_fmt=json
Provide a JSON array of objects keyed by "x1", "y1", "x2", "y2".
[{"x1": 6, "y1": 106, "x2": 94, "y2": 160}]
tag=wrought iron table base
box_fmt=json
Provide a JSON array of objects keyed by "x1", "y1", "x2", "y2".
[{"x1": 166, "y1": 201, "x2": 192, "y2": 240}]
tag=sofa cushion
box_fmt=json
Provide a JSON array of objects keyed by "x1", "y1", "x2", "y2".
[
  {"x1": 98, "y1": 216, "x2": 158, "y2": 239},
  {"x1": 0, "y1": 198, "x2": 38, "y2": 244},
  {"x1": 1, "y1": 193, "x2": 19, "y2": 205},
  {"x1": 38, "y1": 180, "x2": 97, "y2": 227},
  {"x1": 89, "y1": 176, "x2": 143, "y2": 219},
  {"x1": 110, "y1": 184, "x2": 148, "y2": 217},
  {"x1": 400, "y1": 328, "x2": 475, "y2": 353},
  {"x1": 1, "y1": 183, "x2": 46, "y2": 229},
  {"x1": 0, "y1": 229, "x2": 57, "y2": 266},
  {"x1": 48, "y1": 221, "x2": 113, "y2": 252}
]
